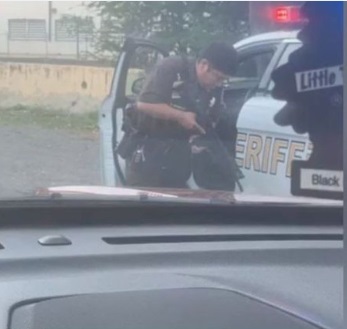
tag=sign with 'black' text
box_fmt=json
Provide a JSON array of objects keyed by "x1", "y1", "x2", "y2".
[
  {"x1": 300, "y1": 169, "x2": 343, "y2": 192},
  {"x1": 291, "y1": 161, "x2": 343, "y2": 200}
]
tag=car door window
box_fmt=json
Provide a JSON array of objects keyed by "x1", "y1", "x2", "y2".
[
  {"x1": 236, "y1": 51, "x2": 274, "y2": 79},
  {"x1": 222, "y1": 47, "x2": 276, "y2": 111},
  {"x1": 227, "y1": 49, "x2": 275, "y2": 87},
  {"x1": 276, "y1": 43, "x2": 302, "y2": 67}
]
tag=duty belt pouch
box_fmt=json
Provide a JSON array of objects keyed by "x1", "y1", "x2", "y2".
[
  {"x1": 116, "y1": 103, "x2": 145, "y2": 160},
  {"x1": 116, "y1": 130, "x2": 142, "y2": 160}
]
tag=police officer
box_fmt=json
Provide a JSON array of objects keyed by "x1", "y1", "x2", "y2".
[{"x1": 123, "y1": 42, "x2": 239, "y2": 189}]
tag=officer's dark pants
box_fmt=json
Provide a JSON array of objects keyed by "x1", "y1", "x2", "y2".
[{"x1": 125, "y1": 159, "x2": 188, "y2": 189}]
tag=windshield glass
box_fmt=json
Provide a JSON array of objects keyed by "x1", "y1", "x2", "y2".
[{"x1": 0, "y1": 1, "x2": 343, "y2": 204}]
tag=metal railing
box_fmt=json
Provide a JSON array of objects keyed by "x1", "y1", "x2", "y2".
[{"x1": 0, "y1": 32, "x2": 99, "y2": 60}]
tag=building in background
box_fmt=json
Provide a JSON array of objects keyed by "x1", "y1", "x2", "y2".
[{"x1": 0, "y1": 1, "x2": 100, "y2": 59}]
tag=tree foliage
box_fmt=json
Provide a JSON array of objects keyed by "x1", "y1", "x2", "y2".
[
  {"x1": 89, "y1": 1, "x2": 249, "y2": 56},
  {"x1": 60, "y1": 15, "x2": 95, "y2": 37}
]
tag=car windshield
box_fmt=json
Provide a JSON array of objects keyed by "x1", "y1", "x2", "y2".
[{"x1": 0, "y1": 1, "x2": 343, "y2": 205}]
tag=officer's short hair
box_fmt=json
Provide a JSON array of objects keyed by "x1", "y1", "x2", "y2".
[{"x1": 198, "y1": 42, "x2": 238, "y2": 76}]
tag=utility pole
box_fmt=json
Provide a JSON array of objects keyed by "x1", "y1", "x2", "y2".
[
  {"x1": 48, "y1": 1, "x2": 53, "y2": 41},
  {"x1": 76, "y1": 17, "x2": 80, "y2": 60}
]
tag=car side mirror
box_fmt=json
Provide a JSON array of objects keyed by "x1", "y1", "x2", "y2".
[{"x1": 131, "y1": 77, "x2": 145, "y2": 95}]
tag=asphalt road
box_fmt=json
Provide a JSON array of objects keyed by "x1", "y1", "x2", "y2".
[{"x1": 0, "y1": 126, "x2": 100, "y2": 198}]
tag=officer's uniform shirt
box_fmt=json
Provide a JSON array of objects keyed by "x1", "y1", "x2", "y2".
[{"x1": 137, "y1": 56, "x2": 230, "y2": 143}]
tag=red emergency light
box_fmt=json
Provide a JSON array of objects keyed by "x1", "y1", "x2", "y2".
[{"x1": 272, "y1": 6, "x2": 306, "y2": 23}]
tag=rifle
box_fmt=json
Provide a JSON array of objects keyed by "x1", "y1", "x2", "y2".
[
  {"x1": 173, "y1": 80, "x2": 244, "y2": 192},
  {"x1": 192, "y1": 111, "x2": 244, "y2": 192}
]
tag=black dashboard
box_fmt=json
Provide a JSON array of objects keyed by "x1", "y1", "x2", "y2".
[{"x1": 0, "y1": 202, "x2": 343, "y2": 329}]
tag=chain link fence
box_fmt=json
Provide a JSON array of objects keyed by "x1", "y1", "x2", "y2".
[{"x1": 0, "y1": 32, "x2": 99, "y2": 60}]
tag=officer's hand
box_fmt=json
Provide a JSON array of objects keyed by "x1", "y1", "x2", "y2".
[{"x1": 177, "y1": 112, "x2": 206, "y2": 135}]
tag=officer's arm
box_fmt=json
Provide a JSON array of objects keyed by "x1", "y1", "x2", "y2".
[
  {"x1": 136, "y1": 57, "x2": 182, "y2": 121},
  {"x1": 136, "y1": 102, "x2": 205, "y2": 134},
  {"x1": 136, "y1": 102, "x2": 184, "y2": 122},
  {"x1": 136, "y1": 57, "x2": 205, "y2": 134},
  {"x1": 137, "y1": 57, "x2": 181, "y2": 109}
]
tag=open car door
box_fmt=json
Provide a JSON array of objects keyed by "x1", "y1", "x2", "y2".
[{"x1": 99, "y1": 38, "x2": 169, "y2": 186}]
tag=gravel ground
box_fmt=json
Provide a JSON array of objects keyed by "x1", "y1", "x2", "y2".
[{"x1": 0, "y1": 126, "x2": 100, "y2": 198}]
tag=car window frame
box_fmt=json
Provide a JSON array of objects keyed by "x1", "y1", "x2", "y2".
[{"x1": 266, "y1": 41, "x2": 303, "y2": 93}]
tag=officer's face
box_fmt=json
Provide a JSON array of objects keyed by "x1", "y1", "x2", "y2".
[{"x1": 197, "y1": 59, "x2": 229, "y2": 91}]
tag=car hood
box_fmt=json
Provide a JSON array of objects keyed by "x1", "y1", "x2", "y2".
[{"x1": 35, "y1": 186, "x2": 342, "y2": 206}]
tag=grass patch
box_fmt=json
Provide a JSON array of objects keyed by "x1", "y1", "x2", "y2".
[{"x1": 0, "y1": 105, "x2": 98, "y2": 133}]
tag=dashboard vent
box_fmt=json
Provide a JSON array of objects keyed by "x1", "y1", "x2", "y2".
[{"x1": 102, "y1": 233, "x2": 342, "y2": 245}]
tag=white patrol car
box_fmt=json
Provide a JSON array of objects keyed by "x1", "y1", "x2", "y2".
[{"x1": 99, "y1": 30, "x2": 309, "y2": 197}]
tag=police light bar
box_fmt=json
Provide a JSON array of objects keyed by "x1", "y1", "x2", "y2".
[{"x1": 272, "y1": 6, "x2": 306, "y2": 23}]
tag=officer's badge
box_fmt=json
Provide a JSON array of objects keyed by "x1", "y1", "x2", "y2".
[
  {"x1": 209, "y1": 97, "x2": 216, "y2": 108},
  {"x1": 173, "y1": 80, "x2": 184, "y2": 89}
]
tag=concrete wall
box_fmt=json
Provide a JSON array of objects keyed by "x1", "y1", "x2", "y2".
[{"x1": 0, "y1": 61, "x2": 114, "y2": 112}]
